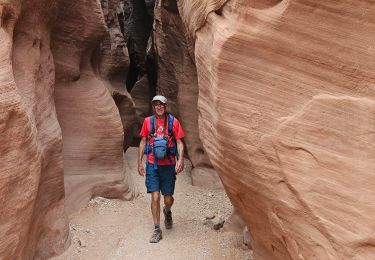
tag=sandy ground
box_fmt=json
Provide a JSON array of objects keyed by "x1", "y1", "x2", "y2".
[{"x1": 51, "y1": 148, "x2": 252, "y2": 260}]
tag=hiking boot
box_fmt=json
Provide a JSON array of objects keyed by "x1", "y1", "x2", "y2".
[
  {"x1": 163, "y1": 207, "x2": 173, "y2": 229},
  {"x1": 149, "y1": 228, "x2": 162, "y2": 243}
]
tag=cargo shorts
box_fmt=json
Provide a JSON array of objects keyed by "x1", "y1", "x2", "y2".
[{"x1": 145, "y1": 164, "x2": 176, "y2": 195}]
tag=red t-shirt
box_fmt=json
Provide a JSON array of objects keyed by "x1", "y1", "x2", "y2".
[{"x1": 140, "y1": 115, "x2": 185, "y2": 165}]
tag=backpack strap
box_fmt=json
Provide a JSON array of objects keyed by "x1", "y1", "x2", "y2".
[
  {"x1": 150, "y1": 115, "x2": 167, "y2": 170},
  {"x1": 166, "y1": 113, "x2": 179, "y2": 161},
  {"x1": 148, "y1": 115, "x2": 158, "y2": 169},
  {"x1": 150, "y1": 115, "x2": 155, "y2": 137},
  {"x1": 144, "y1": 116, "x2": 155, "y2": 156},
  {"x1": 167, "y1": 113, "x2": 174, "y2": 137}
]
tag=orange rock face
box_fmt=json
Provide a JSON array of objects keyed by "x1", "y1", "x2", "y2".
[
  {"x1": 154, "y1": 0, "x2": 222, "y2": 188},
  {"x1": 52, "y1": 0, "x2": 137, "y2": 214},
  {"x1": 0, "y1": 0, "x2": 136, "y2": 258},
  {"x1": 179, "y1": 0, "x2": 375, "y2": 259},
  {"x1": 0, "y1": 1, "x2": 68, "y2": 259}
]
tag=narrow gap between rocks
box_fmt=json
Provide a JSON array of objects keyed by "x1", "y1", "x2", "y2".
[{"x1": 52, "y1": 0, "x2": 252, "y2": 259}]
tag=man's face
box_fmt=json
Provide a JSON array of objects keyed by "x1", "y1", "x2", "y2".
[{"x1": 153, "y1": 101, "x2": 166, "y2": 116}]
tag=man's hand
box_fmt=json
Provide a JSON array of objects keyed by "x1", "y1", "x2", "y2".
[
  {"x1": 138, "y1": 163, "x2": 145, "y2": 176},
  {"x1": 138, "y1": 137, "x2": 147, "y2": 176},
  {"x1": 175, "y1": 159, "x2": 184, "y2": 174},
  {"x1": 175, "y1": 139, "x2": 184, "y2": 174}
]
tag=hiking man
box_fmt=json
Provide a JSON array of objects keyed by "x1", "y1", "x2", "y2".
[{"x1": 138, "y1": 95, "x2": 185, "y2": 243}]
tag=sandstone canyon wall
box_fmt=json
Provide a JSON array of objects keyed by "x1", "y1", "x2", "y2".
[
  {"x1": 0, "y1": 0, "x2": 137, "y2": 258},
  {"x1": 154, "y1": 0, "x2": 222, "y2": 188},
  {"x1": 0, "y1": 1, "x2": 68, "y2": 259},
  {"x1": 52, "y1": 0, "x2": 137, "y2": 215},
  {"x1": 7, "y1": 0, "x2": 374, "y2": 259},
  {"x1": 96, "y1": 0, "x2": 137, "y2": 151},
  {"x1": 178, "y1": 0, "x2": 375, "y2": 259},
  {"x1": 1, "y1": 0, "x2": 221, "y2": 256}
]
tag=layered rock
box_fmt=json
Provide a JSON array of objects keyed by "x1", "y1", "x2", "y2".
[
  {"x1": 1, "y1": 0, "x2": 138, "y2": 258},
  {"x1": 52, "y1": 0, "x2": 137, "y2": 214},
  {"x1": 0, "y1": 1, "x2": 68, "y2": 259},
  {"x1": 130, "y1": 75, "x2": 152, "y2": 139},
  {"x1": 154, "y1": 0, "x2": 222, "y2": 188},
  {"x1": 177, "y1": 0, "x2": 228, "y2": 38},
  {"x1": 179, "y1": 0, "x2": 375, "y2": 259},
  {"x1": 96, "y1": 0, "x2": 137, "y2": 151}
]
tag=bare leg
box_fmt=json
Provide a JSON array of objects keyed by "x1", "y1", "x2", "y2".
[
  {"x1": 151, "y1": 191, "x2": 161, "y2": 225},
  {"x1": 164, "y1": 195, "x2": 174, "y2": 210}
]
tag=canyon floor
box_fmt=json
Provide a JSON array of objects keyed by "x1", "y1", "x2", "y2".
[{"x1": 51, "y1": 148, "x2": 252, "y2": 260}]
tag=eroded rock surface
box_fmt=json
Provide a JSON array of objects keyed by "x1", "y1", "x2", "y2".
[
  {"x1": 52, "y1": 0, "x2": 137, "y2": 214},
  {"x1": 0, "y1": 1, "x2": 68, "y2": 259},
  {"x1": 179, "y1": 0, "x2": 375, "y2": 259},
  {"x1": 96, "y1": 0, "x2": 138, "y2": 151},
  {"x1": 154, "y1": 0, "x2": 222, "y2": 188},
  {"x1": 1, "y1": 0, "x2": 137, "y2": 258}
]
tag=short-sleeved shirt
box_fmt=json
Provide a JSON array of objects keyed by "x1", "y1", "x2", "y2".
[{"x1": 140, "y1": 115, "x2": 185, "y2": 165}]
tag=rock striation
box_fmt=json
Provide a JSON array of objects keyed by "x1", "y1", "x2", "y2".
[
  {"x1": 0, "y1": 1, "x2": 68, "y2": 259},
  {"x1": 178, "y1": 0, "x2": 375, "y2": 259},
  {"x1": 154, "y1": 0, "x2": 222, "y2": 188},
  {"x1": 52, "y1": 0, "x2": 137, "y2": 215},
  {"x1": 7, "y1": 0, "x2": 375, "y2": 259},
  {"x1": 96, "y1": 0, "x2": 138, "y2": 151},
  {"x1": 0, "y1": 0, "x2": 137, "y2": 258}
]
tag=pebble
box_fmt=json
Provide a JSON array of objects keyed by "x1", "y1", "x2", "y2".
[
  {"x1": 213, "y1": 220, "x2": 225, "y2": 230},
  {"x1": 205, "y1": 214, "x2": 215, "y2": 220},
  {"x1": 203, "y1": 216, "x2": 225, "y2": 230},
  {"x1": 85, "y1": 229, "x2": 94, "y2": 234},
  {"x1": 78, "y1": 239, "x2": 87, "y2": 248},
  {"x1": 243, "y1": 227, "x2": 252, "y2": 249}
]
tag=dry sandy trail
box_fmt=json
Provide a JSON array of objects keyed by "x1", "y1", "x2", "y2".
[{"x1": 51, "y1": 148, "x2": 252, "y2": 260}]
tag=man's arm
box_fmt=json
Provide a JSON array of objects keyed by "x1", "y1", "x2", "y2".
[
  {"x1": 175, "y1": 139, "x2": 184, "y2": 174},
  {"x1": 138, "y1": 137, "x2": 147, "y2": 176}
]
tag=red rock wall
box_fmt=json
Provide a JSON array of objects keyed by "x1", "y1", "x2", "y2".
[
  {"x1": 0, "y1": 0, "x2": 137, "y2": 258},
  {"x1": 52, "y1": 0, "x2": 137, "y2": 214},
  {"x1": 0, "y1": 1, "x2": 68, "y2": 259},
  {"x1": 179, "y1": 0, "x2": 375, "y2": 259},
  {"x1": 154, "y1": 0, "x2": 222, "y2": 188}
]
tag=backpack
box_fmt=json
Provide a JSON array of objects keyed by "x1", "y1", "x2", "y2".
[{"x1": 144, "y1": 113, "x2": 178, "y2": 169}]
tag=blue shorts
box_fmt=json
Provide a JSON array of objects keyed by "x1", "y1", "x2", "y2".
[{"x1": 145, "y1": 164, "x2": 176, "y2": 195}]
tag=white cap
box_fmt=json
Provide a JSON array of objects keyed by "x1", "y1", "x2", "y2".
[{"x1": 152, "y1": 95, "x2": 167, "y2": 104}]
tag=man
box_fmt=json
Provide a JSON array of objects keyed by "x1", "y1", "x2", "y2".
[{"x1": 138, "y1": 95, "x2": 185, "y2": 243}]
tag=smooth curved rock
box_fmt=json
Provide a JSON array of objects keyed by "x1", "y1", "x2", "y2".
[
  {"x1": 131, "y1": 76, "x2": 151, "y2": 137},
  {"x1": 179, "y1": 0, "x2": 375, "y2": 259},
  {"x1": 223, "y1": 208, "x2": 246, "y2": 234},
  {"x1": 0, "y1": 1, "x2": 69, "y2": 259},
  {"x1": 248, "y1": 95, "x2": 375, "y2": 260},
  {"x1": 52, "y1": 0, "x2": 137, "y2": 215},
  {"x1": 95, "y1": 0, "x2": 138, "y2": 151},
  {"x1": 1, "y1": 0, "x2": 136, "y2": 258},
  {"x1": 154, "y1": 0, "x2": 222, "y2": 188},
  {"x1": 177, "y1": 0, "x2": 229, "y2": 37}
]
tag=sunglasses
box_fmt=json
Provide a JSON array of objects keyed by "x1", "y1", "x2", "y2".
[{"x1": 153, "y1": 103, "x2": 166, "y2": 107}]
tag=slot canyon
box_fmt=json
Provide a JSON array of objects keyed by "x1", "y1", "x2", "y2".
[{"x1": 1, "y1": 0, "x2": 375, "y2": 259}]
